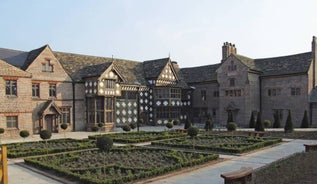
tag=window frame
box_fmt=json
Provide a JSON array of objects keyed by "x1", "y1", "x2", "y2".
[
  {"x1": 6, "y1": 116, "x2": 18, "y2": 129},
  {"x1": 42, "y1": 60, "x2": 54, "y2": 72},
  {"x1": 32, "y1": 83, "x2": 40, "y2": 97},
  {"x1": 5, "y1": 80, "x2": 17, "y2": 96},
  {"x1": 49, "y1": 84, "x2": 56, "y2": 97}
]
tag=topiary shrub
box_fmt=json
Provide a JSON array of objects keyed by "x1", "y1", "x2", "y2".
[
  {"x1": 173, "y1": 119, "x2": 179, "y2": 125},
  {"x1": 301, "y1": 110, "x2": 310, "y2": 128},
  {"x1": 187, "y1": 126, "x2": 199, "y2": 138},
  {"x1": 19, "y1": 130, "x2": 30, "y2": 140},
  {"x1": 204, "y1": 119, "x2": 213, "y2": 131},
  {"x1": 91, "y1": 126, "x2": 99, "y2": 132},
  {"x1": 284, "y1": 110, "x2": 294, "y2": 133},
  {"x1": 249, "y1": 112, "x2": 256, "y2": 128},
  {"x1": 60, "y1": 123, "x2": 68, "y2": 138},
  {"x1": 263, "y1": 120, "x2": 271, "y2": 128},
  {"x1": 96, "y1": 136, "x2": 113, "y2": 153},
  {"x1": 40, "y1": 130, "x2": 52, "y2": 140},
  {"x1": 184, "y1": 119, "x2": 191, "y2": 130},
  {"x1": 96, "y1": 136, "x2": 113, "y2": 173},
  {"x1": 227, "y1": 122, "x2": 237, "y2": 131},
  {"x1": 273, "y1": 111, "x2": 282, "y2": 128},
  {"x1": 255, "y1": 112, "x2": 265, "y2": 132},
  {"x1": 122, "y1": 124, "x2": 131, "y2": 132},
  {"x1": 166, "y1": 121, "x2": 174, "y2": 130}
]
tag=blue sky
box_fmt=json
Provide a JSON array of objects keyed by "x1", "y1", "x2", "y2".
[{"x1": 1, "y1": 0, "x2": 317, "y2": 67}]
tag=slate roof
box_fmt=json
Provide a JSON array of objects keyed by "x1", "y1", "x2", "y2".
[
  {"x1": 0, "y1": 48, "x2": 28, "y2": 67},
  {"x1": 38, "y1": 100, "x2": 62, "y2": 116},
  {"x1": 21, "y1": 45, "x2": 48, "y2": 70},
  {"x1": 254, "y1": 52, "x2": 312, "y2": 76},
  {"x1": 0, "y1": 59, "x2": 31, "y2": 77},
  {"x1": 180, "y1": 64, "x2": 221, "y2": 84},
  {"x1": 143, "y1": 58, "x2": 170, "y2": 79},
  {"x1": 54, "y1": 51, "x2": 147, "y2": 84}
]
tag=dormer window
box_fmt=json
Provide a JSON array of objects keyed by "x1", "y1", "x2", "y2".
[{"x1": 42, "y1": 59, "x2": 54, "y2": 72}]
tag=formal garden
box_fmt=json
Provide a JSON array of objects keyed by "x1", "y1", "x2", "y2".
[{"x1": 24, "y1": 146, "x2": 219, "y2": 184}]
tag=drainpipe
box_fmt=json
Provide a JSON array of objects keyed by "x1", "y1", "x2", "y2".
[
  {"x1": 259, "y1": 76, "x2": 262, "y2": 113},
  {"x1": 72, "y1": 82, "x2": 76, "y2": 131}
]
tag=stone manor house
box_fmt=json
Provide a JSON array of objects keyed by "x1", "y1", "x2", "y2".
[{"x1": 0, "y1": 36, "x2": 317, "y2": 137}]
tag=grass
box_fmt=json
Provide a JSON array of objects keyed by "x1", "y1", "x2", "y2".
[{"x1": 253, "y1": 151, "x2": 317, "y2": 184}]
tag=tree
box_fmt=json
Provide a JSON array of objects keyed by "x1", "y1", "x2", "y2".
[
  {"x1": 19, "y1": 130, "x2": 30, "y2": 141},
  {"x1": 122, "y1": 124, "x2": 131, "y2": 132},
  {"x1": 273, "y1": 111, "x2": 282, "y2": 128},
  {"x1": 249, "y1": 112, "x2": 256, "y2": 128},
  {"x1": 227, "y1": 122, "x2": 237, "y2": 131},
  {"x1": 166, "y1": 121, "x2": 173, "y2": 130},
  {"x1": 173, "y1": 119, "x2": 179, "y2": 126},
  {"x1": 227, "y1": 111, "x2": 233, "y2": 124},
  {"x1": 284, "y1": 110, "x2": 294, "y2": 133},
  {"x1": 40, "y1": 130, "x2": 52, "y2": 158},
  {"x1": 184, "y1": 119, "x2": 191, "y2": 130},
  {"x1": 204, "y1": 119, "x2": 213, "y2": 131},
  {"x1": 255, "y1": 112, "x2": 264, "y2": 132},
  {"x1": 300, "y1": 110, "x2": 310, "y2": 128},
  {"x1": 187, "y1": 126, "x2": 199, "y2": 138},
  {"x1": 60, "y1": 123, "x2": 68, "y2": 138},
  {"x1": 96, "y1": 136, "x2": 113, "y2": 173}
]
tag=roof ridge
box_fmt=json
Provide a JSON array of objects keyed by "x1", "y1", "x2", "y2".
[{"x1": 255, "y1": 51, "x2": 311, "y2": 61}]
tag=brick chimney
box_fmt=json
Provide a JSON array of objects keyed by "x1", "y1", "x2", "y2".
[{"x1": 222, "y1": 42, "x2": 237, "y2": 62}]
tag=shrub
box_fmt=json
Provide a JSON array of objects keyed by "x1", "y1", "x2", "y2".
[
  {"x1": 129, "y1": 122, "x2": 136, "y2": 130},
  {"x1": 184, "y1": 119, "x2": 191, "y2": 130},
  {"x1": 19, "y1": 130, "x2": 30, "y2": 139},
  {"x1": 91, "y1": 126, "x2": 99, "y2": 132},
  {"x1": 301, "y1": 110, "x2": 310, "y2": 128},
  {"x1": 0, "y1": 128, "x2": 4, "y2": 134},
  {"x1": 40, "y1": 130, "x2": 52, "y2": 140},
  {"x1": 273, "y1": 111, "x2": 282, "y2": 128},
  {"x1": 249, "y1": 112, "x2": 256, "y2": 128},
  {"x1": 187, "y1": 126, "x2": 199, "y2": 138},
  {"x1": 96, "y1": 136, "x2": 113, "y2": 153},
  {"x1": 227, "y1": 122, "x2": 237, "y2": 131},
  {"x1": 204, "y1": 119, "x2": 213, "y2": 131},
  {"x1": 255, "y1": 112, "x2": 264, "y2": 132},
  {"x1": 173, "y1": 120, "x2": 179, "y2": 125},
  {"x1": 122, "y1": 124, "x2": 131, "y2": 132},
  {"x1": 284, "y1": 110, "x2": 294, "y2": 133},
  {"x1": 263, "y1": 120, "x2": 271, "y2": 128},
  {"x1": 60, "y1": 123, "x2": 68, "y2": 130},
  {"x1": 98, "y1": 123, "x2": 104, "y2": 129},
  {"x1": 166, "y1": 122, "x2": 174, "y2": 129}
]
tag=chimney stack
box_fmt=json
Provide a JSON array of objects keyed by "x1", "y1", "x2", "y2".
[
  {"x1": 222, "y1": 42, "x2": 237, "y2": 62},
  {"x1": 312, "y1": 36, "x2": 317, "y2": 87}
]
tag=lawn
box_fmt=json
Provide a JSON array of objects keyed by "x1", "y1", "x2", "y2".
[
  {"x1": 151, "y1": 135, "x2": 282, "y2": 154},
  {"x1": 24, "y1": 146, "x2": 219, "y2": 184}
]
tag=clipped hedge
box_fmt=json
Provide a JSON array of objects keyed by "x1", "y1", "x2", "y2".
[
  {"x1": 5, "y1": 138, "x2": 95, "y2": 158},
  {"x1": 88, "y1": 131, "x2": 186, "y2": 143},
  {"x1": 151, "y1": 135, "x2": 282, "y2": 154}
]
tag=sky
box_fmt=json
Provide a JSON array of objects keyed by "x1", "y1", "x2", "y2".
[{"x1": 1, "y1": 0, "x2": 317, "y2": 67}]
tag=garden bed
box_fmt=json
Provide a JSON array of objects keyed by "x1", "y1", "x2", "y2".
[
  {"x1": 24, "y1": 146, "x2": 219, "y2": 184},
  {"x1": 151, "y1": 135, "x2": 282, "y2": 154},
  {"x1": 5, "y1": 138, "x2": 95, "y2": 158},
  {"x1": 88, "y1": 131, "x2": 186, "y2": 143}
]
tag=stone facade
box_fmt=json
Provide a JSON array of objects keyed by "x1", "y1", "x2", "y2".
[{"x1": 1, "y1": 36, "x2": 317, "y2": 138}]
